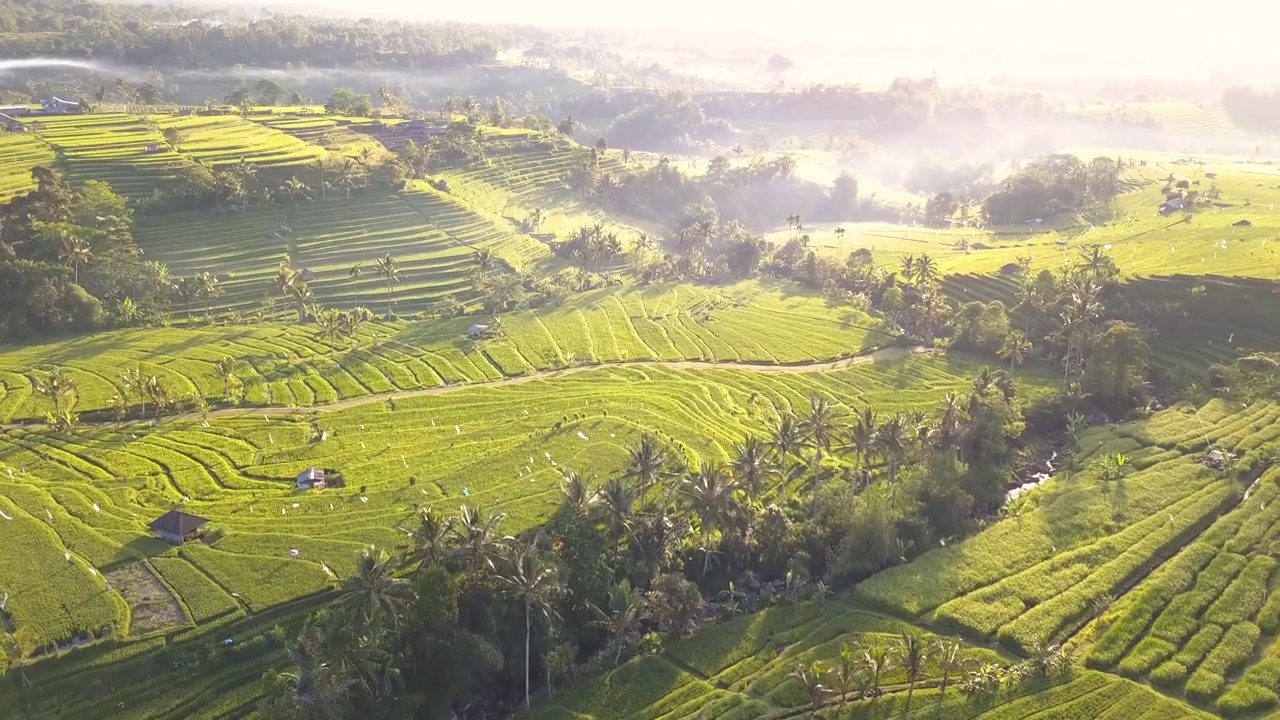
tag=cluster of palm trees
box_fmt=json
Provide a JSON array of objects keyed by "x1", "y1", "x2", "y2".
[
  {"x1": 787, "y1": 636, "x2": 1072, "y2": 713},
  {"x1": 173, "y1": 271, "x2": 223, "y2": 323},
  {"x1": 560, "y1": 222, "x2": 626, "y2": 274},
  {"x1": 33, "y1": 367, "x2": 79, "y2": 430},
  {"x1": 273, "y1": 254, "x2": 400, "y2": 324}
]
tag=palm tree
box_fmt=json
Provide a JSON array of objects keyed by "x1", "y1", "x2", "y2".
[
  {"x1": 407, "y1": 507, "x2": 453, "y2": 572},
  {"x1": 900, "y1": 254, "x2": 917, "y2": 285},
  {"x1": 914, "y1": 253, "x2": 939, "y2": 287},
  {"x1": 769, "y1": 414, "x2": 805, "y2": 493},
  {"x1": 935, "y1": 393, "x2": 964, "y2": 450},
  {"x1": 590, "y1": 579, "x2": 645, "y2": 665},
  {"x1": 558, "y1": 470, "x2": 599, "y2": 517},
  {"x1": 374, "y1": 253, "x2": 399, "y2": 320},
  {"x1": 34, "y1": 367, "x2": 76, "y2": 418},
  {"x1": 842, "y1": 406, "x2": 878, "y2": 468},
  {"x1": 730, "y1": 435, "x2": 777, "y2": 501},
  {"x1": 336, "y1": 547, "x2": 408, "y2": 631},
  {"x1": 472, "y1": 247, "x2": 498, "y2": 285},
  {"x1": 799, "y1": 395, "x2": 837, "y2": 504},
  {"x1": 317, "y1": 308, "x2": 348, "y2": 352},
  {"x1": 623, "y1": 433, "x2": 670, "y2": 495},
  {"x1": 122, "y1": 366, "x2": 146, "y2": 417},
  {"x1": 195, "y1": 270, "x2": 221, "y2": 318},
  {"x1": 60, "y1": 235, "x2": 92, "y2": 286},
  {"x1": 600, "y1": 476, "x2": 639, "y2": 563},
  {"x1": 895, "y1": 631, "x2": 929, "y2": 715},
  {"x1": 832, "y1": 642, "x2": 859, "y2": 708},
  {"x1": 237, "y1": 159, "x2": 258, "y2": 212},
  {"x1": 859, "y1": 642, "x2": 893, "y2": 700},
  {"x1": 348, "y1": 264, "x2": 364, "y2": 304},
  {"x1": 498, "y1": 538, "x2": 562, "y2": 709},
  {"x1": 999, "y1": 331, "x2": 1033, "y2": 374},
  {"x1": 876, "y1": 413, "x2": 910, "y2": 483},
  {"x1": 448, "y1": 504, "x2": 509, "y2": 588},
  {"x1": 731, "y1": 143, "x2": 745, "y2": 166},
  {"x1": 933, "y1": 638, "x2": 964, "y2": 698},
  {"x1": 344, "y1": 307, "x2": 372, "y2": 350},
  {"x1": 214, "y1": 357, "x2": 237, "y2": 401},
  {"x1": 681, "y1": 462, "x2": 738, "y2": 578},
  {"x1": 788, "y1": 660, "x2": 828, "y2": 712}
]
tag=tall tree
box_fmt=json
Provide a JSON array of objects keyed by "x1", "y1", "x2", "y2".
[
  {"x1": 374, "y1": 253, "x2": 400, "y2": 320},
  {"x1": 589, "y1": 579, "x2": 645, "y2": 665},
  {"x1": 497, "y1": 539, "x2": 562, "y2": 709},
  {"x1": 336, "y1": 547, "x2": 408, "y2": 632}
]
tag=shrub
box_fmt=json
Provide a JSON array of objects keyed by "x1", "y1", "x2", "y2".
[
  {"x1": 1117, "y1": 637, "x2": 1175, "y2": 678},
  {"x1": 1173, "y1": 624, "x2": 1226, "y2": 671},
  {"x1": 1151, "y1": 660, "x2": 1188, "y2": 688},
  {"x1": 1217, "y1": 681, "x2": 1279, "y2": 717},
  {"x1": 1200, "y1": 622, "x2": 1261, "y2": 679},
  {"x1": 1186, "y1": 669, "x2": 1225, "y2": 702},
  {"x1": 1244, "y1": 657, "x2": 1280, "y2": 688}
]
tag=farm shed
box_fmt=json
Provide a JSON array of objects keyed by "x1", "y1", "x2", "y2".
[
  {"x1": 41, "y1": 97, "x2": 81, "y2": 114},
  {"x1": 468, "y1": 324, "x2": 492, "y2": 339},
  {"x1": 0, "y1": 105, "x2": 31, "y2": 117},
  {"x1": 149, "y1": 510, "x2": 209, "y2": 545},
  {"x1": 296, "y1": 468, "x2": 326, "y2": 489}
]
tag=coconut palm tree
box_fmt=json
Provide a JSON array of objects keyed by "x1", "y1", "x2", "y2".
[
  {"x1": 448, "y1": 504, "x2": 509, "y2": 588},
  {"x1": 317, "y1": 308, "x2": 349, "y2": 352},
  {"x1": 832, "y1": 642, "x2": 859, "y2": 708},
  {"x1": 730, "y1": 435, "x2": 777, "y2": 501},
  {"x1": 497, "y1": 538, "x2": 562, "y2": 709},
  {"x1": 623, "y1": 433, "x2": 670, "y2": 496},
  {"x1": 34, "y1": 367, "x2": 76, "y2": 418},
  {"x1": 935, "y1": 393, "x2": 964, "y2": 450},
  {"x1": 769, "y1": 414, "x2": 805, "y2": 493},
  {"x1": 895, "y1": 631, "x2": 929, "y2": 715},
  {"x1": 876, "y1": 413, "x2": 910, "y2": 484},
  {"x1": 558, "y1": 470, "x2": 599, "y2": 517},
  {"x1": 237, "y1": 159, "x2": 258, "y2": 212},
  {"x1": 933, "y1": 638, "x2": 964, "y2": 698},
  {"x1": 60, "y1": 235, "x2": 93, "y2": 286},
  {"x1": 374, "y1": 253, "x2": 399, "y2": 320},
  {"x1": 590, "y1": 578, "x2": 645, "y2": 665},
  {"x1": 999, "y1": 331, "x2": 1033, "y2": 374},
  {"x1": 788, "y1": 660, "x2": 828, "y2": 712},
  {"x1": 899, "y1": 254, "x2": 917, "y2": 285},
  {"x1": 859, "y1": 642, "x2": 893, "y2": 700},
  {"x1": 680, "y1": 462, "x2": 738, "y2": 578},
  {"x1": 472, "y1": 248, "x2": 498, "y2": 284},
  {"x1": 214, "y1": 357, "x2": 237, "y2": 401},
  {"x1": 914, "y1": 253, "x2": 939, "y2": 288},
  {"x1": 344, "y1": 307, "x2": 372, "y2": 350},
  {"x1": 336, "y1": 546, "x2": 408, "y2": 631},
  {"x1": 600, "y1": 476, "x2": 639, "y2": 563},
  {"x1": 348, "y1": 264, "x2": 364, "y2": 304},
  {"x1": 122, "y1": 366, "x2": 146, "y2": 417},
  {"x1": 842, "y1": 406, "x2": 878, "y2": 468},
  {"x1": 406, "y1": 507, "x2": 453, "y2": 572},
  {"x1": 799, "y1": 394, "x2": 837, "y2": 504}
]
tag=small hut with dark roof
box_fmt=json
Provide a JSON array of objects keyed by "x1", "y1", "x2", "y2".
[{"x1": 149, "y1": 509, "x2": 209, "y2": 545}]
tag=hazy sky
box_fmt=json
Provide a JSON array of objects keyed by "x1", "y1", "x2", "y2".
[{"x1": 211, "y1": 0, "x2": 1278, "y2": 79}]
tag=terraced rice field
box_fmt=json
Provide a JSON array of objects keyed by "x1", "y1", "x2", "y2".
[
  {"x1": 767, "y1": 157, "x2": 1280, "y2": 282},
  {"x1": 0, "y1": 132, "x2": 56, "y2": 202},
  {"x1": 529, "y1": 601, "x2": 1211, "y2": 720},
  {"x1": 132, "y1": 190, "x2": 548, "y2": 315},
  {"x1": 21, "y1": 113, "x2": 191, "y2": 198},
  {"x1": 154, "y1": 115, "x2": 328, "y2": 169},
  {"x1": 852, "y1": 398, "x2": 1280, "y2": 714},
  {"x1": 0, "y1": 346, "x2": 1036, "y2": 660},
  {"x1": 0, "y1": 281, "x2": 895, "y2": 421}
]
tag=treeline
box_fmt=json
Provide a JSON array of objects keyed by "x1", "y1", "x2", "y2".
[
  {"x1": 1221, "y1": 86, "x2": 1280, "y2": 135},
  {"x1": 978, "y1": 154, "x2": 1123, "y2": 225},
  {"x1": 0, "y1": 0, "x2": 506, "y2": 69},
  {"x1": 260, "y1": 368, "x2": 1033, "y2": 718},
  {"x1": 0, "y1": 171, "x2": 172, "y2": 341},
  {"x1": 565, "y1": 145, "x2": 864, "y2": 233}
]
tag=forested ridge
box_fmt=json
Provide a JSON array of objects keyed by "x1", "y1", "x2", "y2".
[{"x1": 0, "y1": 0, "x2": 507, "y2": 68}]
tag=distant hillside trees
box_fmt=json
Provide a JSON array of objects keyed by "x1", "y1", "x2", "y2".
[
  {"x1": 980, "y1": 154, "x2": 1122, "y2": 225},
  {"x1": 1221, "y1": 86, "x2": 1280, "y2": 135},
  {"x1": 0, "y1": 0, "x2": 507, "y2": 69},
  {"x1": 0, "y1": 170, "x2": 171, "y2": 339}
]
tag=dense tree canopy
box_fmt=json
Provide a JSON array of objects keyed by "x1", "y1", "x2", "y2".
[{"x1": 0, "y1": 0, "x2": 507, "y2": 68}]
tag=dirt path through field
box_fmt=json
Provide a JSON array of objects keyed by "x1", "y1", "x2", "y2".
[{"x1": 3, "y1": 345, "x2": 925, "y2": 428}]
